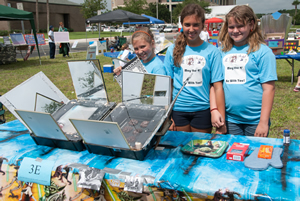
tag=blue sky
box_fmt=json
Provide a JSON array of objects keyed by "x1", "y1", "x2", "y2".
[{"x1": 70, "y1": 0, "x2": 297, "y2": 14}]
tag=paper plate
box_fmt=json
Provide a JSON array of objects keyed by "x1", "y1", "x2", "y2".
[{"x1": 181, "y1": 139, "x2": 229, "y2": 158}]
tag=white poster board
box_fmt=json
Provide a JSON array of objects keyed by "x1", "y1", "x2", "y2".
[
  {"x1": 10, "y1": 33, "x2": 27, "y2": 45},
  {"x1": 3, "y1": 36, "x2": 11, "y2": 45},
  {"x1": 97, "y1": 41, "x2": 107, "y2": 55},
  {"x1": 54, "y1": 32, "x2": 70, "y2": 43},
  {"x1": 86, "y1": 46, "x2": 96, "y2": 60},
  {"x1": 72, "y1": 40, "x2": 78, "y2": 48}
]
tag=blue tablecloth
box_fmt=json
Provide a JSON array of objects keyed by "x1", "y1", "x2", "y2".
[
  {"x1": 104, "y1": 51, "x2": 136, "y2": 60},
  {"x1": 0, "y1": 120, "x2": 299, "y2": 200},
  {"x1": 275, "y1": 53, "x2": 300, "y2": 61}
]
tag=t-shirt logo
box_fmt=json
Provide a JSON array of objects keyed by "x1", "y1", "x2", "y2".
[
  {"x1": 223, "y1": 53, "x2": 249, "y2": 84},
  {"x1": 181, "y1": 55, "x2": 206, "y2": 87}
]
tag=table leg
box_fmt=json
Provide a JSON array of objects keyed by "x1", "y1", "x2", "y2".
[
  {"x1": 284, "y1": 58, "x2": 294, "y2": 84},
  {"x1": 292, "y1": 59, "x2": 294, "y2": 85}
]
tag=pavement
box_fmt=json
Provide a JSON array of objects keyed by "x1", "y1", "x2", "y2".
[{"x1": 15, "y1": 33, "x2": 179, "y2": 59}]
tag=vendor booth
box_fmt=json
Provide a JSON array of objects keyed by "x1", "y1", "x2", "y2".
[
  {"x1": 205, "y1": 17, "x2": 223, "y2": 36},
  {"x1": 0, "y1": 5, "x2": 41, "y2": 64}
]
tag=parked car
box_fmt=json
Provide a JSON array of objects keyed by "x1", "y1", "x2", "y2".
[
  {"x1": 287, "y1": 32, "x2": 296, "y2": 40},
  {"x1": 116, "y1": 26, "x2": 130, "y2": 32},
  {"x1": 295, "y1": 29, "x2": 300, "y2": 38},
  {"x1": 163, "y1": 24, "x2": 178, "y2": 32},
  {"x1": 103, "y1": 26, "x2": 116, "y2": 32},
  {"x1": 150, "y1": 24, "x2": 165, "y2": 32},
  {"x1": 86, "y1": 26, "x2": 98, "y2": 32},
  {"x1": 128, "y1": 26, "x2": 135, "y2": 32}
]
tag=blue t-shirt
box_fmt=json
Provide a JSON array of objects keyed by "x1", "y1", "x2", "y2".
[
  {"x1": 143, "y1": 56, "x2": 166, "y2": 75},
  {"x1": 164, "y1": 42, "x2": 223, "y2": 112},
  {"x1": 221, "y1": 44, "x2": 277, "y2": 124}
]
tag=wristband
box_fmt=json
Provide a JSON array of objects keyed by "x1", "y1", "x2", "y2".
[{"x1": 210, "y1": 108, "x2": 218, "y2": 112}]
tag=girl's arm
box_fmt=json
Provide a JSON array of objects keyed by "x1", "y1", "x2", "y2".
[
  {"x1": 255, "y1": 81, "x2": 275, "y2": 137},
  {"x1": 210, "y1": 83, "x2": 226, "y2": 134}
]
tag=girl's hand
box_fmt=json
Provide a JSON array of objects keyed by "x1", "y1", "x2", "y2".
[
  {"x1": 216, "y1": 124, "x2": 227, "y2": 134},
  {"x1": 168, "y1": 119, "x2": 177, "y2": 131},
  {"x1": 254, "y1": 122, "x2": 269, "y2": 137},
  {"x1": 113, "y1": 66, "x2": 122, "y2": 75},
  {"x1": 211, "y1": 110, "x2": 224, "y2": 128}
]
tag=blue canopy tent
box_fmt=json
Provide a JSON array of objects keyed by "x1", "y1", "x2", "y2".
[{"x1": 123, "y1": 14, "x2": 164, "y2": 25}]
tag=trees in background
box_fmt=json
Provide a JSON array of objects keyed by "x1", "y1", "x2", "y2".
[
  {"x1": 148, "y1": 3, "x2": 171, "y2": 23},
  {"x1": 172, "y1": 0, "x2": 211, "y2": 24},
  {"x1": 80, "y1": 0, "x2": 107, "y2": 20}
]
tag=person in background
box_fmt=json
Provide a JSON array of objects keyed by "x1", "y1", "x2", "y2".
[
  {"x1": 105, "y1": 38, "x2": 110, "y2": 50},
  {"x1": 109, "y1": 36, "x2": 119, "y2": 50},
  {"x1": 164, "y1": 4, "x2": 226, "y2": 133},
  {"x1": 117, "y1": 43, "x2": 132, "y2": 67},
  {"x1": 199, "y1": 26, "x2": 210, "y2": 42},
  {"x1": 114, "y1": 27, "x2": 166, "y2": 75},
  {"x1": 58, "y1": 22, "x2": 69, "y2": 57},
  {"x1": 217, "y1": 23, "x2": 222, "y2": 31},
  {"x1": 218, "y1": 5, "x2": 277, "y2": 137},
  {"x1": 294, "y1": 69, "x2": 300, "y2": 92},
  {"x1": 48, "y1": 25, "x2": 55, "y2": 59}
]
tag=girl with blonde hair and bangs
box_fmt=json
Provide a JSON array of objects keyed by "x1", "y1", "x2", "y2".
[{"x1": 219, "y1": 5, "x2": 277, "y2": 137}]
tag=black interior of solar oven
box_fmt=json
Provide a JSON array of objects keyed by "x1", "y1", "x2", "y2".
[{"x1": 103, "y1": 103, "x2": 166, "y2": 147}]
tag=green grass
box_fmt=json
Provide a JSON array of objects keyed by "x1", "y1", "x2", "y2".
[
  {"x1": 0, "y1": 31, "x2": 133, "y2": 43},
  {"x1": 0, "y1": 45, "x2": 300, "y2": 139}
]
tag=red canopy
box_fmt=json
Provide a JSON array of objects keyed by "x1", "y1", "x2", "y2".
[{"x1": 205, "y1": 17, "x2": 223, "y2": 23}]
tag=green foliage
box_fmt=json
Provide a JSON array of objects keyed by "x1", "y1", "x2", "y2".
[
  {"x1": 292, "y1": 0, "x2": 300, "y2": 7},
  {"x1": 148, "y1": 3, "x2": 170, "y2": 23},
  {"x1": 0, "y1": 30, "x2": 9, "y2": 36},
  {"x1": 278, "y1": 9, "x2": 295, "y2": 17},
  {"x1": 172, "y1": 0, "x2": 211, "y2": 24},
  {"x1": 294, "y1": 12, "x2": 300, "y2": 25},
  {"x1": 120, "y1": 0, "x2": 149, "y2": 15},
  {"x1": 81, "y1": 0, "x2": 107, "y2": 20}
]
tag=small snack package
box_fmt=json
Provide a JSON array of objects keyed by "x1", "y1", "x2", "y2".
[
  {"x1": 257, "y1": 145, "x2": 273, "y2": 159},
  {"x1": 226, "y1": 142, "x2": 250, "y2": 161}
]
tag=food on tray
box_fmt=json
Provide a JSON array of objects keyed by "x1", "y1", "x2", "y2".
[
  {"x1": 133, "y1": 128, "x2": 143, "y2": 134},
  {"x1": 140, "y1": 121, "x2": 149, "y2": 128},
  {"x1": 122, "y1": 126, "x2": 133, "y2": 133},
  {"x1": 127, "y1": 135, "x2": 136, "y2": 142},
  {"x1": 128, "y1": 119, "x2": 138, "y2": 126}
]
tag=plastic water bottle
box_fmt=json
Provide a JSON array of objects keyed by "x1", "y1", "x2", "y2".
[{"x1": 283, "y1": 129, "x2": 290, "y2": 145}]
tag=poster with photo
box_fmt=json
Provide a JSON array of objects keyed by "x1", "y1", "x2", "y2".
[
  {"x1": 124, "y1": 175, "x2": 143, "y2": 193},
  {"x1": 114, "y1": 57, "x2": 147, "y2": 87},
  {"x1": 77, "y1": 167, "x2": 105, "y2": 191}
]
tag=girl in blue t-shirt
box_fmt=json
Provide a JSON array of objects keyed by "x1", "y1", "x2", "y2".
[
  {"x1": 114, "y1": 27, "x2": 166, "y2": 76},
  {"x1": 218, "y1": 5, "x2": 277, "y2": 137},
  {"x1": 164, "y1": 4, "x2": 226, "y2": 133}
]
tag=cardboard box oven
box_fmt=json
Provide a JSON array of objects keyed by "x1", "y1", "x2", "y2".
[
  {"x1": 0, "y1": 60, "x2": 115, "y2": 151},
  {"x1": 70, "y1": 71, "x2": 172, "y2": 160},
  {"x1": 264, "y1": 33, "x2": 285, "y2": 54}
]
